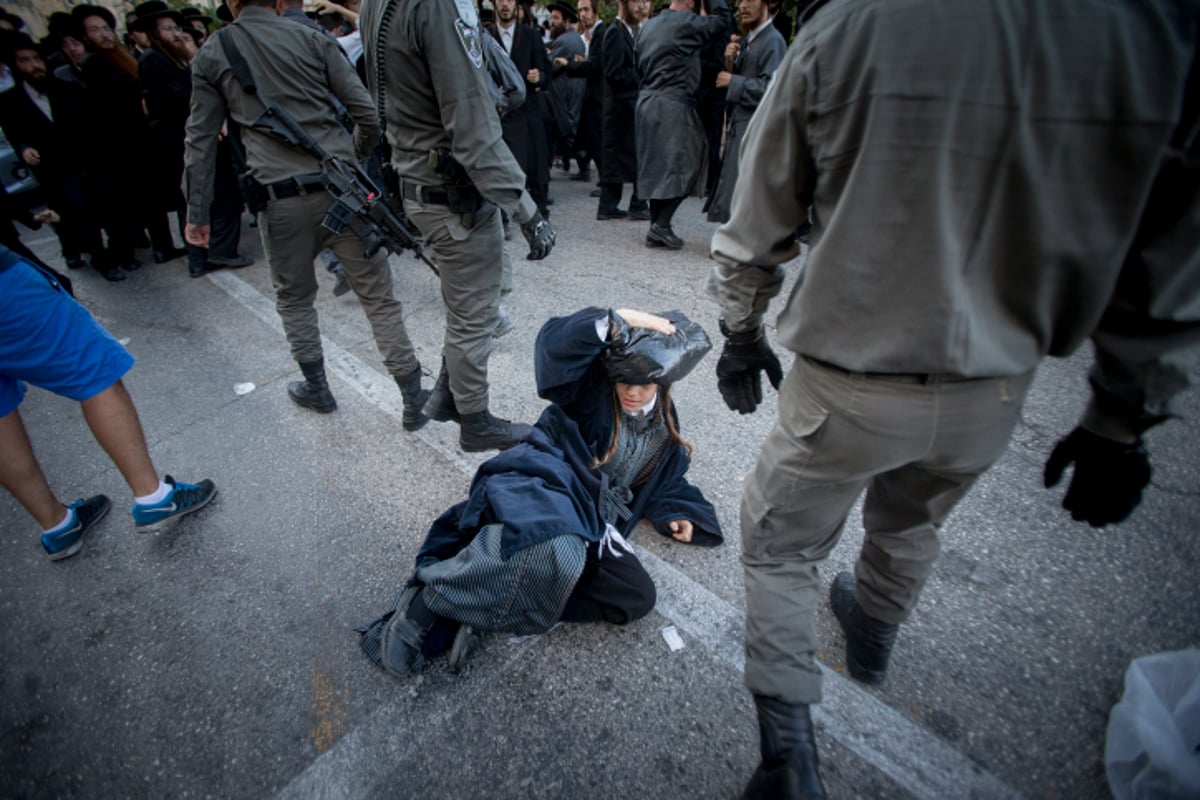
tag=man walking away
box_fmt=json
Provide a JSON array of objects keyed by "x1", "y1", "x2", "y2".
[{"x1": 635, "y1": 0, "x2": 731, "y2": 248}]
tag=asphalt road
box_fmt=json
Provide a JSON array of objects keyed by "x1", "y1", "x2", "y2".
[{"x1": 2, "y1": 169, "x2": 1198, "y2": 799}]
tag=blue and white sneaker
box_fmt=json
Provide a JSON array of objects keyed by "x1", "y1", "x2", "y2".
[
  {"x1": 41, "y1": 495, "x2": 111, "y2": 561},
  {"x1": 131, "y1": 476, "x2": 217, "y2": 532}
]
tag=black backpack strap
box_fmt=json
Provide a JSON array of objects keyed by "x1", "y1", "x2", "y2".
[{"x1": 218, "y1": 24, "x2": 259, "y2": 97}]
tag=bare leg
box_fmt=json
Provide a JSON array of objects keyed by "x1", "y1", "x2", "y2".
[
  {"x1": 0, "y1": 408, "x2": 66, "y2": 529},
  {"x1": 80, "y1": 380, "x2": 159, "y2": 497}
]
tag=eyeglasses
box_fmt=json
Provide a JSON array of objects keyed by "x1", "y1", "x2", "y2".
[{"x1": 159, "y1": 24, "x2": 184, "y2": 34}]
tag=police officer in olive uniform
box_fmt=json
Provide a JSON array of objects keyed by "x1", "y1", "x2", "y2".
[
  {"x1": 183, "y1": 0, "x2": 430, "y2": 430},
  {"x1": 360, "y1": 0, "x2": 556, "y2": 452}
]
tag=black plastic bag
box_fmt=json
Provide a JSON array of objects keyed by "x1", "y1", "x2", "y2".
[{"x1": 603, "y1": 310, "x2": 712, "y2": 386}]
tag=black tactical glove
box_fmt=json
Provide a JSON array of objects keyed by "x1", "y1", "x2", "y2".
[
  {"x1": 1043, "y1": 426, "x2": 1152, "y2": 528},
  {"x1": 716, "y1": 325, "x2": 783, "y2": 414},
  {"x1": 521, "y1": 212, "x2": 556, "y2": 260}
]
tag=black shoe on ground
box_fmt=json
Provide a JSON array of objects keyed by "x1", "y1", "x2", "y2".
[
  {"x1": 422, "y1": 363, "x2": 459, "y2": 423},
  {"x1": 830, "y1": 571, "x2": 899, "y2": 686},
  {"x1": 628, "y1": 205, "x2": 651, "y2": 221},
  {"x1": 589, "y1": 188, "x2": 602, "y2": 198},
  {"x1": 101, "y1": 267, "x2": 127, "y2": 282},
  {"x1": 646, "y1": 223, "x2": 684, "y2": 250},
  {"x1": 744, "y1": 695, "x2": 827, "y2": 799},
  {"x1": 153, "y1": 247, "x2": 187, "y2": 264},
  {"x1": 395, "y1": 367, "x2": 430, "y2": 431},
  {"x1": 596, "y1": 208, "x2": 628, "y2": 221},
  {"x1": 190, "y1": 263, "x2": 215, "y2": 278},
  {"x1": 287, "y1": 359, "x2": 337, "y2": 413},
  {"x1": 66, "y1": 257, "x2": 88, "y2": 270},
  {"x1": 380, "y1": 586, "x2": 438, "y2": 676},
  {"x1": 208, "y1": 254, "x2": 255, "y2": 269},
  {"x1": 459, "y1": 409, "x2": 531, "y2": 452},
  {"x1": 570, "y1": 169, "x2": 592, "y2": 182},
  {"x1": 447, "y1": 623, "x2": 482, "y2": 674}
]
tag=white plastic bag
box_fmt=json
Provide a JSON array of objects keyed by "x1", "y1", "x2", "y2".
[{"x1": 1106, "y1": 648, "x2": 1200, "y2": 799}]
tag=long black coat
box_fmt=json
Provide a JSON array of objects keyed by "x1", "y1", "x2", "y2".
[
  {"x1": 563, "y1": 21, "x2": 605, "y2": 161},
  {"x1": 600, "y1": 19, "x2": 638, "y2": 185},
  {"x1": 139, "y1": 47, "x2": 192, "y2": 209},
  {"x1": 487, "y1": 23, "x2": 550, "y2": 187}
]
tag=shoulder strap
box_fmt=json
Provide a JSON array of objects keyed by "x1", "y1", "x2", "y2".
[{"x1": 218, "y1": 24, "x2": 260, "y2": 98}]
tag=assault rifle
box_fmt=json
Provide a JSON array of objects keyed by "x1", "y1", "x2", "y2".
[{"x1": 251, "y1": 104, "x2": 438, "y2": 275}]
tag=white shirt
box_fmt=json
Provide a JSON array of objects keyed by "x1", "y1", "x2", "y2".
[
  {"x1": 498, "y1": 20, "x2": 515, "y2": 54},
  {"x1": 582, "y1": 20, "x2": 601, "y2": 57}
]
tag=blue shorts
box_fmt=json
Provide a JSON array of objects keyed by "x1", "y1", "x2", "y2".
[{"x1": 0, "y1": 261, "x2": 135, "y2": 417}]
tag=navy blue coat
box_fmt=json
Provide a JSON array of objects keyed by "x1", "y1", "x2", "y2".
[{"x1": 417, "y1": 308, "x2": 722, "y2": 567}]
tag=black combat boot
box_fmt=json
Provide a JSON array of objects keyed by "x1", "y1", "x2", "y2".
[
  {"x1": 422, "y1": 361, "x2": 459, "y2": 423},
  {"x1": 394, "y1": 367, "x2": 430, "y2": 431},
  {"x1": 287, "y1": 359, "x2": 337, "y2": 413},
  {"x1": 830, "y1": 571, "x2": 900, "y2": 686},
  {"x1": 458, "y1": 409, "x2": 531, "y2": 452},
  {"x1": 744, "y1": 695, "x2": 827, "y2": 799}
]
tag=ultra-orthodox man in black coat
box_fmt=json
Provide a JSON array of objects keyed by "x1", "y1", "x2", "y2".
[
  {"x1": 634, "y1": 0, "x2": 731, "y2": 201},
  {"x1": 599, "y1": 17, "x2": 639, "y2": 186},
  {"x1": 487, "y1": 20, "x2": 552, "y2": 214}
]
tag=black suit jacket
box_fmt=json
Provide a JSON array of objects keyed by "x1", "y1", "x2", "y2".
[
  {"x1": 487, "y1": 23, "x2": 551, "y2": 185},
  {"x1": 0, "y1": 78, "x2": 90, "y2": 172},
  {"x1": 600, "y1": 20, "x2": 637, "y2": 183}
]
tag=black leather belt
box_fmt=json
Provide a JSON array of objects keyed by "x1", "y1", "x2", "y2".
[
  {"x1": 400, "y1": 180, "x2": 483, "y2": 213},
  {"x1": 803, "y1": 355, "x2": 980, "y2": 386},
  {"x1": 264, "y1": 174, "x2": 326, "y2": 201}
]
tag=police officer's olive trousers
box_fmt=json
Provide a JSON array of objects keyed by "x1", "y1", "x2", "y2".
[
  {"x1": 259, "y1": 192, "x2": 419, "y2": 377},
  {"x1": 403, "y1": 199, "x2": 504, "y2": 416},
  {"x1": 742, "y1": 356, "x2": 1034, "y2": 705}
]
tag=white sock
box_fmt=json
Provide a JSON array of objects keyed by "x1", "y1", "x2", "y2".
[
  {"x1": 135, "y1": 480, "x2": 171, "y2": 506},
  {"x1": 43, "y1": 508, "x2": 74, "y2": 535}
]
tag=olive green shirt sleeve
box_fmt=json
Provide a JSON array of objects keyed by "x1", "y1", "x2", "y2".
[{"x1": 183, "y1": 47, "x2": 228, "y2": 226}]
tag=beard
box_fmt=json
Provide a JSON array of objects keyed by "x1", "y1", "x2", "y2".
[
  {"x1": 740, "y1": 9, "x2": 765, "y2": 34},
  {"x1": 22, "y1": 71, "x2": 49, "y2": 93},
  {"x1": 153, "y1": 34, "x2": 190, "y2": 62}
]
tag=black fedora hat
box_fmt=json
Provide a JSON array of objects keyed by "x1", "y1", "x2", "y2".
[
  {"x1": 547, "y1": 1, "x2": 578, "y2": 22},
  {"x1": 70, "y1": 4, "x2": 117, "y2": 31},
  {"x1": 128, "y1": 1, "x2": 185, "y2": 32},
  {"x1": 180, "y1": 7, "x2": 213, "y2": 26},
  {"x1": 45, "y1": 12, "x2": 84, "y2": 45}
]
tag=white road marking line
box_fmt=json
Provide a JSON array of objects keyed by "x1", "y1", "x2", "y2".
[{"x1": 211, "y1": 271, "x2": 1022, "y2": 799}]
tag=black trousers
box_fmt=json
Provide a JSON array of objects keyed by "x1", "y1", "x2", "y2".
[
  {"x1": 649, "y1": 197, "x2": 684, "y2": 228},
  {"x1": 598, "y1": 182, "x2": 647, "y2": 214},
  {"x1": 560, "y1": 540, "x2": 656, "y2": 625}
]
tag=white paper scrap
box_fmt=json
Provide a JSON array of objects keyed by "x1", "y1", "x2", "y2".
[
  {"x1": 661, "y1": 625, "x2": 685, "y2": 653},
  {"x1": 234, "y1": 382, "x2": 256, "y2": 395},
  {"x1": 118, "y1": 338, "x2": 131, "y2": 346}
]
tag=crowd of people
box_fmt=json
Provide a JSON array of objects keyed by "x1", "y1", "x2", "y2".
[
  {"x1": 0, "y1": 0, "x2": 801, "y2": 280},
  {"x1": 1, "y1": 1, "x2": 1197, "y2": 798}
]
